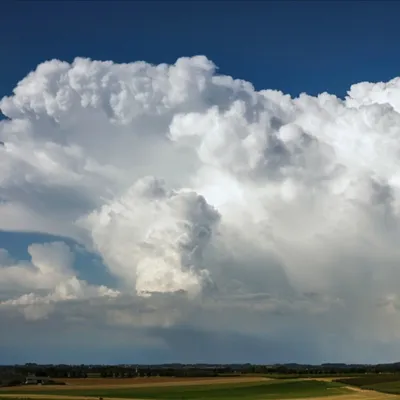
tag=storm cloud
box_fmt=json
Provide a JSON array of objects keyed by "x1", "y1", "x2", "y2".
[{"x1": 1, "y1": 56, "x2": 400, "y2": 363}]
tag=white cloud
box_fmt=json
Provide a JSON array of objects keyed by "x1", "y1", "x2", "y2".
[
  {"x1": 82, "y1": 176, "x2": 220, "y2": 296},
  {"x1": 0, "y1": 242, "x2": 119, "y2": 321},
  {"x1": 2, "y1": 56, "x2": 400, "y2": 362},
  {"x1": 0, "y1": 242, "x2": 73, "y2": 291}
]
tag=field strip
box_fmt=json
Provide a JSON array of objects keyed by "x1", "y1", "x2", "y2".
[
  {"x1": 2, "y1": 378, "x2": 400, "y2": 400},
  {"x1": 343, "y1": 386, "x2": 399, "y2": 397},
  {"x1": 0, "y1": 376, "x2": 270, "y2": 391},
  {"x1": 61, "y1": 376, "x2": 273, "y2": 386},
  {"x1": 0, "y1": 393, "x2": 396, "y2": 400},
  {"x1": 291, "y1": 396, "x2": 392, "y2": 400},
  {"x1": 0, "y1": 394, "x2": 364, "y2": 400},
  {"x1": 309, "y1": 378, "x2": 400, "y2": 398},
  {"x1": 0, "y1": 396, "x2": 147, "y2": 400}
]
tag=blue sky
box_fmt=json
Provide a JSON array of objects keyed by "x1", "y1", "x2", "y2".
[
  {"x1": 2, "y1": 1, "x2": 400, "y2": 100},
  {"x1": 2, "y1": 1, "x2": 400, "y2": 365}
]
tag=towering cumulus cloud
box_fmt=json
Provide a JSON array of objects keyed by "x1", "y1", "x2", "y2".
[
  {"x1": 2, "y1": 56, "x2": 400, "y2": 362},
  {"x1": 83, "y1": 177, "x2": 220, "y2": 296}
]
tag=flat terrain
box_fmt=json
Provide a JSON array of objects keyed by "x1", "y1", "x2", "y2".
[
  {"x1": 0, "y1": 376, "x2": 398, "y2": 400},
  {"x1": 0, "y1": 377, "x2": 267, "y2": 390},
  {"x1": 335, "y1": 376, "x2": 400, "y2": 396}
]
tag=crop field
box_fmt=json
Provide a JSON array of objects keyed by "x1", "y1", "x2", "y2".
[
  {"x1": 336, "y1": 375, "x2": 400, "y2": 395},
  {"x1": 0, "y1": 377, "x2": 266, "y2": 391},
  {"x1": 0, "y1": 376, "x2": 399, "y2": 400},
  {"x1": 366, "y1": 381, "x2": 400, "y2": 395},
  {"x1": 336, "y1": 376, "x2": 400, "y2": 387},
  {"x1": 0, "y1": 378, "x2": 350, "y2": 400}
]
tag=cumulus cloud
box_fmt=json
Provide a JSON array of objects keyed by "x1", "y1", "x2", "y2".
[
  {"x1": 0, "y1": 241, "x2": 119, "y2": 320},
  {"x1": 0, "y1": 242, "x2": 73, "y2": 292},
  {"x1": 2, "y1": 56, "x2": 400, "y2": 362},
  {"x1": 82, "y1": 176, "x2": 220, "y2": 296}
]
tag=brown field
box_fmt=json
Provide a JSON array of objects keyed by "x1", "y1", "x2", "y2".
[{"x1": 0, "y1": 376, "x2": 269, "y2": 391}]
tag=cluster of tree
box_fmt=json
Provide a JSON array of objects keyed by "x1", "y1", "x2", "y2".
[
  {"x1": 99, "y1": 368, "x2": 218, "y2": 378},
  {"x1": 0, "y1": 370, "x2": 25, "y2": 387},
  {"x1": 3, "y1": 362, "x2": 400, "y2": 381}
]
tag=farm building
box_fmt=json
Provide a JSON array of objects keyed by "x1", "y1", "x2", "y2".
[{"x1": 25, "y1": 375, "x2": 51, "y2": 385}]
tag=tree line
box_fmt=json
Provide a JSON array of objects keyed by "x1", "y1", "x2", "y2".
[{"x1": 3, "y1": 362, "x2": 400, "y2": 386}]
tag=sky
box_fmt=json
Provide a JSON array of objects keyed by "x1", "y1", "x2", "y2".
[{"x1": 2, "y1": 0, "x2": 400, "y2": 365}]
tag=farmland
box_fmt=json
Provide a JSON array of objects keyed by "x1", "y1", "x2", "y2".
[
  {"x1": 2, "y1": 375, "x2": 400, "y2": 400},
  {"x1": 0, "y1": 376, "x2": 358, "y2": 400},
  {"x1": 336, "y1": 376, "x2": 400, "y2": 387},
  {"x1": 336, "y1": 375, "x2": 400, "y2": 395}
]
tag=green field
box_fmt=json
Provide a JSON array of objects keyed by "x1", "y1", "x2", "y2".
[
  {"x1": 363, "y1": 380, "x2": 400, "y2": 395},
  {"x1": 336, "y1": 374, "x2": 400, "y2": 386},
  {"x1": 336, "y1": 374, "x2": 400, "y2": 395},
  {"x1": 0, "y1": 380, "x2": 350, "y2": 400}
]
